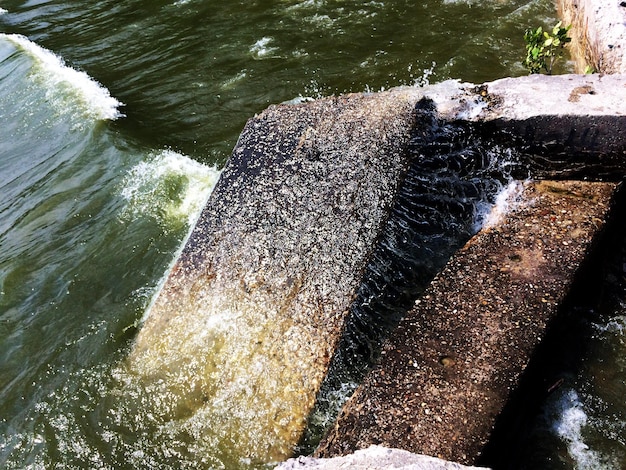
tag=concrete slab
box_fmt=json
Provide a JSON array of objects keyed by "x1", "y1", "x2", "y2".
[
  {"x1": 315, "y1": 180, "x2": 618, "y2": 464},
  {"x1": 126, "y1": 90, "x2": 434, "y2": 463},
  {"x1": 479, "y1": 74, "x2": 626, "y2": 168},
  {"x1": 426, "y1": 74, "x2": 626, "y2": 179}
]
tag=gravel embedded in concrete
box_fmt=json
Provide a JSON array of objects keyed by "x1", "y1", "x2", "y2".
[{"x1": 316, "y1": 180, "x2": 617, "y2": 464}]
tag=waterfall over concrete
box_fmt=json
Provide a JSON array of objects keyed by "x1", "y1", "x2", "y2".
[
  {"x1": 128, "y1": 73, "x2": 626, "y2": 467},
  {"x1": 316, "y1": 179, "x2": 618, "y2": 463}
]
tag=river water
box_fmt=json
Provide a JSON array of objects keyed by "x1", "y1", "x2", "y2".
[{"x1": 0, "y1": 1, "x2": 623, "y2": 469}]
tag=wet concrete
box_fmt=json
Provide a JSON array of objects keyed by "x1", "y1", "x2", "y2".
[
  {"x1": 126, "y1": 90, "x2": 435, "y2": 462},
  {"x1": 315, "y1": 180, "x2": 618, "y2": 465},
  {"x1": 476, "y1": 75, "x2": 626, "y2": 180},
  {"x1": 424, "y1": 74, "x2": 626, "y2": 180},
  {"x1": 128, "y1": 73, "x2": 626, "y2": 466}
]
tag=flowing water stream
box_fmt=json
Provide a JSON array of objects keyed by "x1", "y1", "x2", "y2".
[{"x1": 0, "y1": 1, "x2": 624, "y2": 468}]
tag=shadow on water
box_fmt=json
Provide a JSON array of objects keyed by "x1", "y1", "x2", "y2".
[{"x1": 297, "y1": 100, "x2": 525, "y2": 453}]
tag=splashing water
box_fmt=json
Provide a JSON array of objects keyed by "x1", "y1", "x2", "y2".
[
  {"x1": 552, "y1": 390, "x2": 610, "y2": 469},
  {"x1": 1, "y1": 34, "x2": 123, "y2": 121},
  {"x1": 120, "y1": 150, "x2": 220, "y2": 229}
]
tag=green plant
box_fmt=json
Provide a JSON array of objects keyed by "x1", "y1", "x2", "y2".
[{"x1": 523, "y1": 22, "x2": 571, "y2": 74}]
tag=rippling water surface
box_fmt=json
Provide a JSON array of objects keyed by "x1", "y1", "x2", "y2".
[{"x1": 1, "y1": 1, "x2": 623, "y2": 468}]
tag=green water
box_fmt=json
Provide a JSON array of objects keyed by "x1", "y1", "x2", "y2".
[
  {"x1": 0, "y1": 0, "x2": 560, "y2": 163},
  {"x1": 3, "y1": 1, "x2": 623, "y2": 469}
]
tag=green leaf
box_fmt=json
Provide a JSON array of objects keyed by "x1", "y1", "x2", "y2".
[{"x1": 523, "y1": 21, "x2": 571, "y2": 75}]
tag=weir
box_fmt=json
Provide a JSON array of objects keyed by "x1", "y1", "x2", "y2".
[
  {"x1": 309, "y1": 75, "x2": 626, "y2": 467},
  {"x1": 315, "y1": 179, "x2": 618, "y2": 463},
  {"x1": 128, "y1": 70, "x2": 626, "y2": 468},
  {"x1": 295, "y1": 108, "x2": 514, "y2": 452}
]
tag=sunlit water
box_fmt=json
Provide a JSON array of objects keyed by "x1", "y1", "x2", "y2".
[{"x1": 0, "y1": 1, "x2": 623, "y2": 468}]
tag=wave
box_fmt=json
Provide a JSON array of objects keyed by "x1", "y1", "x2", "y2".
[
  {"x1": 0, "y1": 33, "x2": 123, "y2": 121},
  {"x1": 119, "y1": 149, "x2": 220, "y2": 229}
]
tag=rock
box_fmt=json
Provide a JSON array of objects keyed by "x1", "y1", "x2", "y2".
[{"x1": 558, "y1": 0, "x2": 626, "y2": 73}]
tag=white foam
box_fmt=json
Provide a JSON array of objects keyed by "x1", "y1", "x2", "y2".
[
  {"x1": 0, "y1": 8, "x2": 8, "y2": 15},
  {"x1": 553, "y1": 389, "x2": 606, "y2": 469},
  {"x1": 250, "y1": 37, "x2": 278, "y2": 59},
  {"x1": 481, "y1": 180, "x2": 524, "y2": 229},
  {"x1": 291, "y1": 49, "x2": 309, "y2": 59},
  {"x1": 593, "y1": 315, "x2": 626, "y2": 335},
  {"x1": 307, "y1": 380, "x2": 358, "y2": 430},
  {"x1": 412, "y1": 62, "x2": 437, "y2": 87},
  {"x1": 286, "y1": 0, "x2": 325, "y2": 11},
  {"x1": 126, "y1": 151, "x2": 220, "y2": 326},
  {"x1": 304, "y1": 14, "x2": 334, "y2": 27},
  {"x1": 282, "y1": 96, "x2": 315, "y2": 105},
  {"x1": 120, "y1": 150, "x2": 220, "y2": 228},
  {"x1": 220, "y1": 70, "x2": 247, "y2": 90},
  {"x1": 1, "y1": 34, "x2": 123, "y2": 121}
]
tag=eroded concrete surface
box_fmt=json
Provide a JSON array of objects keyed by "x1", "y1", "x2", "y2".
[
  {"x1": 126, "y1": 90, "x2": 432, "y2": 462},
  {"x1": 315, "y1": 180, "x2": 617, "y2": 464}
]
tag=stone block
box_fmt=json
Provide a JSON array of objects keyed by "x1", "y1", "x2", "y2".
[{"x1": 316, "y1": 180, "x2": 617, "y2": 464}]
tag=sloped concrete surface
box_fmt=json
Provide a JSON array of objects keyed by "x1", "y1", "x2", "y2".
[{"x1": 126, "y1": 89, "x2": 433, "y2": 462}]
